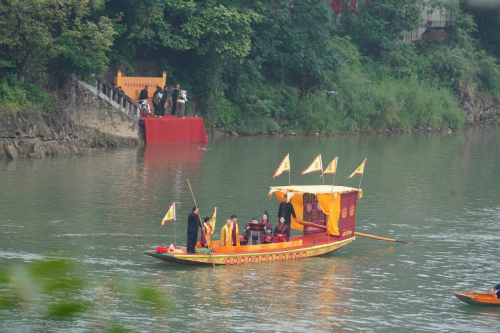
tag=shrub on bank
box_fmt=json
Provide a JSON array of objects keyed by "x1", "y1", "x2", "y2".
[
  {"x1": 293, "y1": 66, "x2": 465, "y2": 135},
  {"x1": 0, "y1": 74, "x2": 56, "y2": 113}
]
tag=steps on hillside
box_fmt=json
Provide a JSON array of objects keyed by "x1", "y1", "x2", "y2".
[{"x1": 73, "y1": 75, "x2": 140, "y2": 119}]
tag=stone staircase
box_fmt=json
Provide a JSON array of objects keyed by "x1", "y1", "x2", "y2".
[{"x1": 73, "y1": 75, "x2": 141, "y2": 118}]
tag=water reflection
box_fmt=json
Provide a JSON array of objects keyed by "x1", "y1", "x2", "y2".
[{"x1": 141, "y1": 143, "x2": 207, "y2": 203}]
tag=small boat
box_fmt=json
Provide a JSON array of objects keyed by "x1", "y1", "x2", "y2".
[
  {"x1": 144, "y1": 185, "x2": 362, "y2": 266},
  {"x1": 454, "y1": 292, "x2": 500, "y2": 306}
]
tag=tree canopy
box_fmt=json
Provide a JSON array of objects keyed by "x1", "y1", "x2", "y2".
[{"x1": 1, "y1": 0, "x2": 499, "y2": 133}]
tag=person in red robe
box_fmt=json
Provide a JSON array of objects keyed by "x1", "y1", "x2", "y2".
[
  {"x1": 261, "y1": 227, "x2": 275, "y2": 244},
  {"x1": 262, "y1": 211, "x2": 272, "y2": 232},
  {"x1": 274, "y1": 216, "x2": 288, "y2": 242},
  {"x1": 230, "y1": 214, "x2": 240, "y2": 246}
]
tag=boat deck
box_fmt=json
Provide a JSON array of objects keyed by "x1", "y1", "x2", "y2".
[{"x1": 196, "y1": 232, "x2": 339, "y2": 255}]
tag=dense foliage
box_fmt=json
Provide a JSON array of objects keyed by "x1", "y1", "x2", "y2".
[{"x1": 1, "y1": 0, "x2": 499, "y2": 133}]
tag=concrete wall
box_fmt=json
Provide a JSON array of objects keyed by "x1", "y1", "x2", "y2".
[
  {"x1": 0, "y1": 78, "x2": 142, "y2": 159},
  {"x1": 54, "y1": 79, "x2": 139, "y2": 139},
  {"x1": 326, "y1": 0, "x2": 455, "y2": 43},
  {"x1": 403, "y1": 0, "x2": 454, "y2": 42}
]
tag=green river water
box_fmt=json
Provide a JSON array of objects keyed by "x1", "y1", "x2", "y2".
[{"x1": 1, "y1": 127, "x2": 500, "y2": 332}]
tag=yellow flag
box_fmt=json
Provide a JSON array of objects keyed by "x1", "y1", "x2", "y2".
[
  {"x1": 323, "y1": 157, "x2": 338, "y2": 175},
  {"x1": 301, "y1": 154, "x2": 323, "y2": 175},
  {"x1": 161, "y1": 202, "x2": 176, "y2": 228},
  {"x1": 209, "y1": 207, "x2": 216, "y2": 234},
  {"x1": 347, "y1": 159, "x2": 366, "y2": 178},
  {"x1": 273, "y1": 154, "x2": 290, "y2": 178}
]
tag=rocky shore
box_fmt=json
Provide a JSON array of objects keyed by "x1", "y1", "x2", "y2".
[
  {"x1": 1, "y1": 77, "x2": 498, "y2": 159},
  {"x1": 0, "y1": 110, "x2": 140, "y2": 159}
]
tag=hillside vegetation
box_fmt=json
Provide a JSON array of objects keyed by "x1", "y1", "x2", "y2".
[{"x1": 1, "y1": 0, "x2": 499, "y2": 135}]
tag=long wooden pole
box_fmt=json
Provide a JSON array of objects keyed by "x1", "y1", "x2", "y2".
[
  {"x1": 354, "y1": 232, "x2": 410, "y2": 243},
  {"x1": 187, "y1": 179, "x2": 216, "y2": 268},
  {"x1": 295, "y1": 220, "x2": 409, "y2": 243}
]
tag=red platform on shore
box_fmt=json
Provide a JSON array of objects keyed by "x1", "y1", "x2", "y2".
[{"x1": 142, "y1": 115, "x2": 208, "y2": 144}]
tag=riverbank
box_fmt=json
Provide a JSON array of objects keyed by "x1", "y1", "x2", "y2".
[
  {"x1": 0, "y1": 110, "x2": 140, "y2": 159},
  {"x1": 211, "y1": 122, "x2": 500, "y2": 140},
  {"x1": 1, "y1": 103, "x2": 498, "y2": 160}
]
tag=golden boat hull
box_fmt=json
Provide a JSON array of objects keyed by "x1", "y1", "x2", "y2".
[{"x1": 144, "y1": 234, "x2": 355, "y2": 266}]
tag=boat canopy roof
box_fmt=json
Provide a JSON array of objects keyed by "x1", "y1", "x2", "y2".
[{"x1": 269, "y1": 185, "x2": 361, "y2": 196}]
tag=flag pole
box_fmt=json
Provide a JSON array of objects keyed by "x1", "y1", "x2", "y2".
[
  {"x1": 319, "y1": 154, "x2": 324, "y2": 185},
  {"x1": 332, "y1": 157, "x2": 338, "y2": 191},
  {"x1": 358, "y1": 173, "x2": 364, "y2": 193},
  {"x1": 187, "y1": 179, "x2": 216, "y2": 268},
  {"x1": 288, "y1": 153, "x2": 291, "y2": 186},
  {"x1": 174, "y1": 203, "x2": 177, "y2": 246},
  {"x1": 357, "y1": 159, "x2": 366, "y2": 194}
]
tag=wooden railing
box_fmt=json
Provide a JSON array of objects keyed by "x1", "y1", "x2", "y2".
[{"x1": 92, "y1": 75, "x2": 140, "y2": 116}]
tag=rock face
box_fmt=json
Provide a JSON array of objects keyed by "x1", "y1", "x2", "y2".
[
  {"x1": 53, "y1": 79, "x2": 140, "y2": 139},
  {"x1": 0, "y1": 78, "x2": 143, "y2": 159},
  {"x1": 0, "y1": 109, "x2": 140, "y2": 159},
  {"x1": 460, "y1": 94, "x2": 500, "y2": 126},
  {"x1": 0, "y1": 80, "x2": 143, "y2": 159}
]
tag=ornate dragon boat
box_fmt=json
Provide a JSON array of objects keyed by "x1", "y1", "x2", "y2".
[{"x1": 144, "y1": 185, "x2": 362, "y2": 266}]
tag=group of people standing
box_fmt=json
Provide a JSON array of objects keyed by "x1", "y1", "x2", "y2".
[
  {"x1": 185, "y1": 195, "x2": 297, "y2": 253},
  {"x1": 138, "y1": 83, "x2": 188, "y2": 118}
]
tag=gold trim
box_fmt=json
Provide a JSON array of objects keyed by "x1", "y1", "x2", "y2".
[{"x1": 159, "y1": 237, "x2": 355, "y2": 265}]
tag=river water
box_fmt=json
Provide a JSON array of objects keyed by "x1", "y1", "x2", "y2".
[{"x1": 1, "y1": 127, "x2": 500, "y2": 332}]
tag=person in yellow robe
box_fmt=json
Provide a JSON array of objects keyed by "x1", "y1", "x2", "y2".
[
  {"x1": 201, "y1": 217, "x2": 214, "y2": 248},
  {"x1": 220, "y1": 219, "x2": 232, "y2": 246}
]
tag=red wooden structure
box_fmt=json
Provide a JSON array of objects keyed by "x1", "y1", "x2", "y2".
[{"x1": 338, "y1": 191, "x2": 358, "y2": 240}]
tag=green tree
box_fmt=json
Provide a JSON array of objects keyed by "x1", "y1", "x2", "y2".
[
  {"x1": 344, "y1": 0, "x2": 421, "y2": 56},
  {"x1": 0, "y1": 0, "x2": 116, "y2": 81}
]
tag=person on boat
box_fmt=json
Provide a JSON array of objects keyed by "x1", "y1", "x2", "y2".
[
  {"x1": 261, "y1": 227, "x2": 275, "y2": 244},
  {"x1": 277, "y1": 195, "x2": 297, "y2": 241},
  {"x1": 230, "y1": 215, "x2": 240, "y2": 246},
  {"x1": 200, "y1": 216, "x2": 213, "y2": 248},
  {"x1": 262, "y1": 211, "x2": 272, "y2": 232},
  {"x1": 187, "y1": 206, "x2": 201, "y2": 254},
  {"x1": 243, "y1": 217, "x2": 261, "y2": 245},
  {"x1": 220, "y1": 219, "x2": 232, "y2": 246},
  {"x1": 490, "y1": 283, "x2": 500, "y2": 298},
  {"x1": 274, "y1": 216, "x2": 288, "y2": 242}
]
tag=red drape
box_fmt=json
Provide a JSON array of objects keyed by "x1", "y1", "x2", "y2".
[{"x1": 143, "y1": 115, "x2": 208, "y2": 143}]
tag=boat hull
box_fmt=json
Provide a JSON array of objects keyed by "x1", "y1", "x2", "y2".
[
  {"x1": 145, "y1": 236, "x2": 355, "y2": 266},
  {"x1": 454, "y1": 292, "x2": 500, "y2": 306}
]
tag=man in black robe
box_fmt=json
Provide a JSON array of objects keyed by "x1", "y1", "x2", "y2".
[
  {"x1": 152, "y1": 86, "x2": 162, "y2": 117},
  {"x1": 277, "y1": 195, "x2": 296, "y2": 241},
  {"x1": 171, "y1": 83, "x2": 180, "y2": 115},
  {"x1": 187, "y1": 206, "x2": 201, "y2": 254},
  {"x1": 161, "y1": 85, "x2": 169, "y2": 116},
  {"x1": 139, "y1": 86, "x2": 149, "y2": 103}
]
